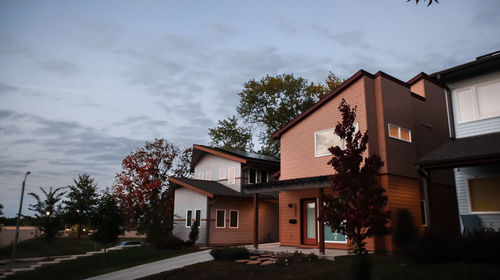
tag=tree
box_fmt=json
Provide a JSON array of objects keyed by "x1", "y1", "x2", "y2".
[
  {"x1": 90, "y1": 192, "x2": 124, "y2": 253},
  {"x1": 209, "y1": 116, "x2": 253, "y2": 152},
  {"x1": 408, "y1": 0, "x2": 438, "y2": 6},
  {"x1": 64, "y1": 173, "x2": 99, "y2": 239},
  {"x1": 112, "y1": 139, "x2": 183, "y2": 247},
  {"x1": 0, "y1": 203, "x2": 3, "y2": 232},
  {"x1": 323, "y1": 99, "x2": 390, "y2": 255},
  {"x1": 209, "y1": 72, "x2": 344, "y2": 157},
  {"x1": 174, "y1": 147, "x2": 194, "y2": 179},
  {"x1": 188, "y1": 220, "x2": 199, "y2": 245},
  {"x1": 28, "y1": 187, "x2": 66, "y2": 241}
]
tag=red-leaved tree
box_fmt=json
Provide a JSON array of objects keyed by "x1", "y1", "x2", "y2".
[
  {"x1": 323, "y1": 99, "x2": 390, "y2": 255},
  {"x1": 112, "y1": 139, "x2": 191, "y2": 246}
]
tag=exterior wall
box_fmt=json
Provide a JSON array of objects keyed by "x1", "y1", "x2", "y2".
[
  {"x1": 280, "y1": 77, "x2": 369, "y2": 180},
  {"x1": 208, "y1": 197, "x2": 278, "y2": 245},
  {"x1": 454, "y1": 163, "x2": 500, "y2": 230},
  {"x1": 173, "y1": 188, "x2": 208, "y2": 244},
  {"x1": 194, "y1": 153, "x2": 242, "y2": 192},
  {"x1": 449, "y1": 70, "x2": 500, "y2": 138},
  {"x1": 410, "y1": 79, "x2": 426, "y2": 98}
]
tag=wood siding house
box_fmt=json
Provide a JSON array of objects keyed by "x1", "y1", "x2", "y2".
[{"x1": 244, "y1": 69, "x2": 460, "y2": 252}]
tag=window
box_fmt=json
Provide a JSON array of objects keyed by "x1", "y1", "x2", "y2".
[
  {"x1": 261, "y1": 170, "x2": 268, "y2": 183},
  {"x1": 186, "y1": 210, "x2": 193, "y2": 227},
  {"x1": 454, "y1": 79, "x2": 500, "y2": 123},
  {"x1": 229, "y1": 210, "x2": 239, "y2": 228},
  {"x1": 468, "y1": 177, "x2": 500, "y2": 213},
  {"x1": 195, "y1": 209, "x2": 201, "y2": 226},
  {"x1": 388, "y1": 124, "x2": 412, "y2": 142},
  {"x1": 249, "y1": 168, "x2": 256, "y2": 184},
  {"x1": 324, "y1": 221, "x2": 347, "y2": 243},
  {"x1": 197, "y1": 172, "x2": 204, "y2": 180},
  {"x1": 206, "y1": 170, "x2": 212, "y2": 180},
  {"x1": 228, "y1": 167, "x2": 236, "y2": 184},
  {"x1": 315, "y1": 123, "x2": 358, "y2": 157},
  {"x1": 219, "y1": 168, "x2": 227, "y2": 180},
  {"x1": 420, "y1": 200, "x2": 427, "y2": 226},
  {"x1": 216, "y1": 209, "x2": 226, "y2": 228}
]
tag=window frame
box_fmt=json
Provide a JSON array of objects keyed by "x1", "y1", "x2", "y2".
[
  {"x1": 261, "y1": 170, "x2": 268, "y2": 183},
  {"x1": 215, "y1": 209, "x2": 226, "y2": 228},
  {"x1": 197, "y1": 172, "x2": 204, "y2": 180},
  {"x1": 195, "y1": 209, "x2": 201, "y2": 226},
  {"x1": 323, "y1": 220, "x2": 347, "y2": 244},
  {"x1": 186, "y1": 209, "x2": 193, "y2": 228},
  {"x1": 467, "y1": 176, "x2": 500, "y2": 214},
  {"x1": 229, "y1": 210, "x2": 239, "y2": 229},
  {"x1": 387, "y1": 123, "x2": 412, "y2": 143},
  {"x1": 228, "y1": 167, "x2": 236, "y2": 185},
  {"x1": 454, "y1": 78, "x2": 500, "y2": 124},
  {"x1": 219, "y1": 168, "x2": 227, "y2": 180},
  {"x1": 249, "y1": 168, "x2": 257, "y2": 184},
  {"x1": 314, "y1": 123, "x2": 359, "y2": 157},
  {"x1": 205, "y1": 170, "x2": 212, "y2": 180}
]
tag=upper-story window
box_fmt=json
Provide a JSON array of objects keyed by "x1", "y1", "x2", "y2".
[
  {"x1": 219, "y1": 168, "x2": 226, "y2": 180},
  {"x1": 249, "y1": 168, "x2": 256, "y2": 184},
  {"x1": 205, "y1": 170, "x2": 212, "y2": 180},
  {"x1": 197, "y1": 172, "x2": 205, "y2": 180},
  {"x1": 315, "y1": 123, "x2": 358, "y2": 157},
  {"x1": 454, "y1": 79, "x2": 500, "y2": 123},
  {"x1": 261, "y1": 170, "x2": 268, "y2": 183},
  {"x1": 228, "y1": 167, "x2": 236, "y2": 184},
  {"x1": 388, "y1": 124, "x2": 412, "y2": 143}
]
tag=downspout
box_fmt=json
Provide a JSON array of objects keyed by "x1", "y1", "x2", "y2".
[
  {"x1": 418, "y1": 167, "x2": 432, "y2": 229},
  {"x1": 444, "y1": 87, "x2": 456, "y2": 139}
]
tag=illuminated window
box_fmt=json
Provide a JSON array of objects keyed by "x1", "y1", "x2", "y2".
[
  {"x1": 468, "y1": 177, "x2": 500, "y2": 212},
  {"x1": 388, "y1": 124, "x2": 412, "y2": 143}
]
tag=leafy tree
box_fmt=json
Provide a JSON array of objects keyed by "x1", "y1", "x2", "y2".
[
  {"x1": 189, "y1": 220, "x2": 199, "y2": 245},
  {"x1": 323, "y1": 99, "x2": 390, "y2": 255},
  {"x1": 64, "y1": 173, "x2": 99, "y2": 239},
  {"x1": 209, "y1": 72, "x2": 343, "y2": 157},
  {"x1": 0, "y1": 203, "x2": 3, "y2": 232},
  {"x1": 209, "y1": 116, "x2": 253, "y2": 152},
  {"x1": 174, "y1": 147, "x2": 194, "y2": 178},
  {"x1": 0, "y1": 203, "x2": 3, "y2": 216},
  {"x1": 408, "y1": 0, "x2": 438, "y2": 6},
  {"x1": 28, "y1": 187, "x2": 66, "y2": 241},
  {"x1": 90, "y1": 192, "x2": 124, "y2": 253},
  {"x1": 112, "y1": 138, "x2": 184, "y2": 247}
]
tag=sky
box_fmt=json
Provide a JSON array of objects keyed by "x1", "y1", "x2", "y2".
[{"x1": 1, "y1": 0, "x2": 499, "y2": 217}]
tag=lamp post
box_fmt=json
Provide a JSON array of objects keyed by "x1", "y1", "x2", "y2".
[{"x1": 11, "y1": 171, "x2": 30, "y2": 262}]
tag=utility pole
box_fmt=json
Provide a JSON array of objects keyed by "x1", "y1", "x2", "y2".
[{"x1": 11, "y1": 171, "x2": 30, "y2": 262}]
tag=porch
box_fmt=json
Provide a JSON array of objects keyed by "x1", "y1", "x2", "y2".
[{"x1": 244, "y1": 242, "x2": 349, "y2": 260}]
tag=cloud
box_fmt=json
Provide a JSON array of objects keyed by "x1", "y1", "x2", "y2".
[
  {"x1": 80, "y1": 21, "x2": 123, "y2": 50},
  {"x1": 0, "y1": 82, "x2": 18, "y2": 94},
  {"x1": 472, "y1": 0, "x2": 500, "y2": 27},
  {"x1": 39, "y1": 60, "x2": 81, "y2": 76},
  {"x1": 310, "y1": 25, "x2": 367, "y2": 48}
]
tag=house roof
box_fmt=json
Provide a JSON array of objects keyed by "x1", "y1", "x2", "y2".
[
  {"x1": 430, "y1": 50, "x2": 500, "y2": 84},
  {"x1": 271, "y1": 69, "x2": 443, "y2": 139},
  {"x1": 190, "y1": 144, "x2": 279, "y2": 172},
  {"x1": 169, "y1": 177, "x2": 249, "y2": 198},
  {"x1": 415, "y1": 132, "x2": 500, "y2": 169},
  {"x1": 243, "y1": 175, "x2": 331, "y2": 194}
]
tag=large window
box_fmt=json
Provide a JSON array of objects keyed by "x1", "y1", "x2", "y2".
[
  {"x1": 219, "y1": 168, "x2": 226, "y2": 180},
  {"x1": 229, "y1": 210, "x2": 239, "y2": 228},
  {"x1": 468, "y1": 177, "x2": 500, "y2": 213},
  {"x1": 228, "y1": 167, "x2": 236, "y2": 184},
  {"x1": 324, "y1": 224, "x2": 347, "y2": 243},
  {"x1": 186, "y1": 209, "x2": 201, "y2": 227},
  {"x1": 388, "y1": 124, "x2": 412, "y2": 142},
  {"x1": 205, "y1": 170, "x2": 212, "y2": 180},
  {"x1": 454, "y1": 79, "x2": 500, "y2": 123},
  {"x1": 315, "y1": 123, "x2": 358, "y2": 157},
  {"x1": 216, "y1": 209, "x2": 226, "y2": 228},
  {"x1": 249, "y1": 168, "x2": 256, "y2": 184}
]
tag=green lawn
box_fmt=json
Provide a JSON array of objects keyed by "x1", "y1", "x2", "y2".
[
  {"x1": 141, "y1": 255, "x2": 500, "y2": 280},
  {"x1": 9, "y1": 246, "x2": 198, "y2": 280}
]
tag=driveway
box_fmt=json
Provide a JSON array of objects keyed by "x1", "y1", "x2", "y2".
[{"x1": 84, "y1": 249, "x2": 213, "y2": 280}]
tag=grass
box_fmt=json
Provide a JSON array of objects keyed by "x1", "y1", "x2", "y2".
[
  {"x1": 141, "y1": 254, "x2": 500, "y2": 280},
  {"x1": 9, "y1": 246, "x2": 198, "y2": 280}
]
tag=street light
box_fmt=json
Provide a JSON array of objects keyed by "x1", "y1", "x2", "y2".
[{"x1": 11, "y1": 171, "x2": 30, "y2": 262}]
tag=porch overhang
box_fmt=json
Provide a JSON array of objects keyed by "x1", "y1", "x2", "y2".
[{"x1": 242, "y1": 175, "x2": 331, "y2": 194}]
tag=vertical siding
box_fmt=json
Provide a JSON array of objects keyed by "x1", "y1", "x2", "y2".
[
  {"x1": 173, "y1": 188, "x2": 208, "y2": 244},
  {"x1": 454, "y1": 163, "x2": 500, "y2": 230},
  {"x1": 449, "y1": 71, "x2": 500, "y2": 138},
  {"x1": 194, "y1": 153, "x2": 242, "y2": 192},
  {"x1": 208, "y1": 197, "x2": 278, "y2": 245}
]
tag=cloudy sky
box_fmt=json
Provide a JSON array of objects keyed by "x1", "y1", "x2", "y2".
[{"x1": 1, "y1": 0, "x2": 499, "y2": 217}]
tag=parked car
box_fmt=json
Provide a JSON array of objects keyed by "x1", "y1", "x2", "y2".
[{"x1": 108, "y1": 240, "x2": 143, "y2": 251}]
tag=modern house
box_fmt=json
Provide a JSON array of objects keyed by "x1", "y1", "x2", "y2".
[
  {"x1": 169, "y1": 144, "x2": 280, "y2": 245},
  {"x1": 244, "y1": 69, "x2": 460, "y2": 252},
  {"x1": 416, "y1": 51, "x2": 500, "y2": 233}
]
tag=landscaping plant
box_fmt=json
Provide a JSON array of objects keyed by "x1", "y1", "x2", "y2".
[{"x1": 210, "y1": 247, "x2": 250, "y2": 260}]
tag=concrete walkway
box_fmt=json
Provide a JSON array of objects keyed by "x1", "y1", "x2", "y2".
[{"x1": 84, "y1": 249, "x2": 213, "y2": 280}]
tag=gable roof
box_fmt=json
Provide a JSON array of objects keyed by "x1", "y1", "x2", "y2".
[
  {"x1": 169, "y1": 177, "x2": 249, "y2": 198},
  {"x1": 190, "y1": 144, "x2": 279, "y2": 172},
  {"x1": 271, "y1": 69, "x2": 442, "y2": 139}
]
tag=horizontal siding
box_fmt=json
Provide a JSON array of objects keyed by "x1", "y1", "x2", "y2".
[
  {"x1": 194, "y1": 154, "x2": 242, "y2": 192},
  {"x1": 454, "y1": 163, "x2": 500, "y2": 230},
  {"x1": 173, "y1": 188, "x2": 208, "y2": 244}
]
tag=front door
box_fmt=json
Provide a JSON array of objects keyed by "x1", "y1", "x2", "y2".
[{"x1": 302, "y1": 199, "x2": 317, "y2": 245}]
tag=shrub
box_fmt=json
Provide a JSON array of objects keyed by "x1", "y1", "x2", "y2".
[
  {"x1": 393, "y1": 209, "x2": 418, "y2": 254},
  {"x1": 275, "y1": 251, "x2": 318, "y2": 266},
  {"x1": 209, "y1": 247, "x2": 250, "y2": 260},
  {"x1": 450, "y1": 228, "x2": 500, "y2": 263},
  {"x1": 409, "y1": 231, "x2": 448, "y2": 263},
  {"x1": 349, "y1": 254, "x2": 372, "y2": 280},
  {"x1": 152, "y1": 235, "x2": 185, "y2": 250},
  {"x1": 189, "y1": 221, "x2": 199, "y2": 245}
]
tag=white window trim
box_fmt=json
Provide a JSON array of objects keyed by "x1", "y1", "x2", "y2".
[
  {"x1": 314, "y1": 123, "x2": 359, "y2": 157},
  {"x1": 454, "y1": 78, "x2": 500, "y2": 124},
  {"x1": 194, "y1": 209, "x2": 201, "y2": 226},
  {"x1": 229, "y1": 210, "x2": 239, "y2": 229},
  {"x1": 228, "y1": 167, "x2": 236, "y2": 185},
  {"x1": 215, "y1": 209, "x2": 226, "y2": 228},
  {"x1": 467, "y1": 176, "x2": 500, "y2": 214},
  {"x1": 387, "y1": 123, "x2": 412, "y2": 143},
  {"x1": 219, "y1": 168, "x2": 227, "y2": 180},
  {"x1": 205, "y1": 170, "x2": 212, "y2": 180},
  {"x1": 185, "y1": 209, "x2": 193, "y2": 228}
]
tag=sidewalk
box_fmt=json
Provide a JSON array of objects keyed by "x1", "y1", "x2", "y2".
[{"x1": 84, "y1": 249, "x2": 213, "y2": 280}]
